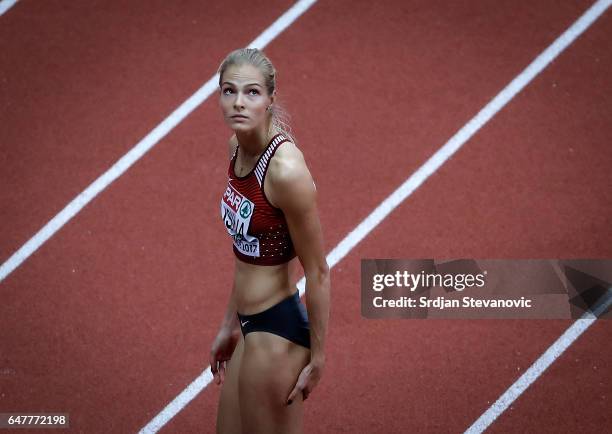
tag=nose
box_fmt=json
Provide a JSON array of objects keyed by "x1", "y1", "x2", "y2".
[{"x1": 233, "y1": 91, "x2": 245, "y2": 110}]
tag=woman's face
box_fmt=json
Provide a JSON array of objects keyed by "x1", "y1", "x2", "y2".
[{"x1": 219, "y1": 63, "x2": 273, "y2": 133}]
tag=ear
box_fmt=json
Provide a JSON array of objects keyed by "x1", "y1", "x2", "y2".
[{"x1": 270, "y1": 89, "x2": 276, "y2": 105}]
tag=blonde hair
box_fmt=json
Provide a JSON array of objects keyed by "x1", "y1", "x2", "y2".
[{"x1": 217, "y1": 47, "x2": 297, "y2": 145}]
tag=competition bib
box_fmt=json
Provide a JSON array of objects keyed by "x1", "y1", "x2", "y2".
[{"x1": 221, "y1": 181, "x2": 260, "y2": 257}]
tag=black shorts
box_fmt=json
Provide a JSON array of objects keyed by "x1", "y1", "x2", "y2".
[{"x1": 237, "y1": 290, "x2": 311, "y2": 349}]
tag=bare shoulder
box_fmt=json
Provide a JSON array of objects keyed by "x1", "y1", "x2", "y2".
[
  {"x1": 227, "y1": 134, "x2": 238, "y2": 160},
  {"x1": 267, "y1": 141, "x2": 316, "y2": 210},
  {"x1": 269, "y1": 141, "x2": 312, "y2": 188}
]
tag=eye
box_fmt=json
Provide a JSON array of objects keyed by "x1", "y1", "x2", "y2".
[
  {"x1": 249, "y1": 89, "x2": 260, "y2": 95},
  {"x1": 222, "y1": 87, "x2": 233, "y2": 95}
]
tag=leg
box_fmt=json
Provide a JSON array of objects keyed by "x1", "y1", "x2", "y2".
[
  {"x1": 239, "y1": 332, "x2": 311, "y2": 434},
  {"x1": 216, "y1": 333, "x2": 244, "y2": 434}
]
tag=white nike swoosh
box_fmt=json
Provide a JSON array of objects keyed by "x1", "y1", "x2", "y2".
[{"x1": 241, "y1": 320, "x2": 249, "y2": 327}]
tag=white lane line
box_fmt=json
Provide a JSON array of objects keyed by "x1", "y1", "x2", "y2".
[
  {"x1": 464, "y1": 288, "x2": 612, "y2": 434},
  {"x1": 139, "y1": 1, "x2": 610, "y2": 432},
  {"x1": 0, "y1": 0, "x2": 318, "y2": 284},
  {"x1": 0, "y1": 0, "x2": 18, "y2": 17}
]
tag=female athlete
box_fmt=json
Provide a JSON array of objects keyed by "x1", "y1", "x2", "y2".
[{"x1": 209, "y1": 47, "x2": 331, "y2": 434}]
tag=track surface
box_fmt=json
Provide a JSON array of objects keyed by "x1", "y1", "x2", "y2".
[{"x1": 1, "y1": 1, "x2": 610, "y2": 433}]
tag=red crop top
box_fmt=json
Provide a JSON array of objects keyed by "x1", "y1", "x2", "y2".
[{"x1": 220, "y1": 133, "x2": 297, "y2": 265}]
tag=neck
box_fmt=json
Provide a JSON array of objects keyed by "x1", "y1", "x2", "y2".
[{"x1": 235, "y1": 121, "x2": 276, "y2": 158}]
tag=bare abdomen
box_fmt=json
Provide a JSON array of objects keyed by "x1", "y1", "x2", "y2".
[{"x1": 233, "y1": 256, "x2": 300, "y2": 315}]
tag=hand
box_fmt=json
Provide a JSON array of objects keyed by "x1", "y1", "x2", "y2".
[
  {"x1": 286, "y1": 358, "x2": 324, "y2": 405},
  {"x1": 210, "y1": 327, "x2": 240, "y2": 386}
]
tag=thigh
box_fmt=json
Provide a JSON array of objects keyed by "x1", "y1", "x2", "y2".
[
  {"x1": 239, "y1": 332, "x2": 311, "y2": 434},
  {"x1": 216, "y1": 334, "x2": 244, "y2": 434}
]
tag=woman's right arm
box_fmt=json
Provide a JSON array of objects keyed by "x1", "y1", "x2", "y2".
[{"x1": 210, "y1": 136, "x2": 241, "y2": 385}]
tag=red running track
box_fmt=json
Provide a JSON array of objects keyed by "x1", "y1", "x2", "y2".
[{"x1": 1, "y1": 0, "x2": 610, "y2": 433}]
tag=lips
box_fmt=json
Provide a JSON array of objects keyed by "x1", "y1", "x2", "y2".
[{"x1": 231, "y1": 114, "x2": 248, "y2": 119}]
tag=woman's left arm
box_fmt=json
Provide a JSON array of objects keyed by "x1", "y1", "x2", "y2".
[{"x1": 268, "y1": 146, "x2": 331, "y2": 403}]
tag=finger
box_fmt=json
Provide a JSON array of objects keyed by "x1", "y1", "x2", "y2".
[
  {"x1": 211, "y1": 361, "x2": 220, "y2": 384},
  {"x1": 219, "y1": 361, "x2": 226, "y2": 384},
  {"x1": 288, "y1": 368, "x2": 310, "y2": 405},
  {"x1": 286, "y1": 386, "x2": 299, "y2": 405},
  {"x1": 210, "y1": 357, "x2": 216, "y2": 373}
]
